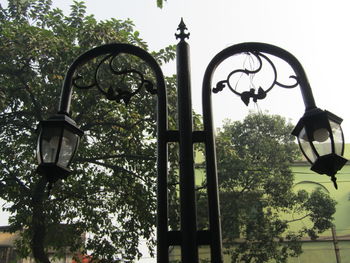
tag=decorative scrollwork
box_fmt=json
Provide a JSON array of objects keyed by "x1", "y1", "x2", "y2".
[
  {"x1": 213, "y1": 51, "x2": 299, "y2": 106},
  {"x1": 72, "y1": 51, "x2": 157, "y2": 105}
]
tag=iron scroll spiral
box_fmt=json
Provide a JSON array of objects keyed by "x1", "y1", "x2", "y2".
[
  {"x1": 72, "y1": 51, "x2": 157, "y2": 105},
  {"x1": 211, "y1": 46, "x2": 307, "y2": 106},
  {"x1": 58, "y1": 43, "x2": 165, "y2": 115}
]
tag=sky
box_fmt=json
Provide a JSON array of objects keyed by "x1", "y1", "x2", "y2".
[
  {"x1": 49, "y1": 0, "x2": 350, "y2": 138},
  {"x1": 1, "y1": 0, "x2": 350, "y2": 261}
]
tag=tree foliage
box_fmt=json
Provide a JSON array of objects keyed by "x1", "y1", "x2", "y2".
[
  {"x1": 198, "y1": 112, "x2": 336, "y2": 263},
  {"x1": 157, "y1": 0, "x2": 166, "y2": 8},
  {"x1": 219, "y1": 113, "x2": 336, "y2": 262},
  {"x1": 0, "y1": 0, "x2": 176, "y2": 261}
]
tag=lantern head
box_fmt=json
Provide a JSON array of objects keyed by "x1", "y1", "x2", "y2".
[
  {"x1": 36, "y1": 114, "x2": 84, "y2": 183},
  {"x1": 292, "y1": 108, "x2": 347, "y2": 189}
]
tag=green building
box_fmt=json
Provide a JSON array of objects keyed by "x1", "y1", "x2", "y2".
[
  {"x1": 287, "y1": 148, "x2": 350, "y2": 263},
  {"x1": 169, "y1": 147, "x2": 350, "y2": 262}
]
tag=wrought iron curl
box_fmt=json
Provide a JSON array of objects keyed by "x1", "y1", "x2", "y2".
[
  {"x1": 213, "y1": 51, "x2": 300, "y2": 106},
  {"x1": 71, "y1": 51, "x2": 157, "y2": 105}
]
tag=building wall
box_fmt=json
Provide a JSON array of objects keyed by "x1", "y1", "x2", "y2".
[
  {"x1": 292, "y1": 164, "x2": 350, "y2": 235},
  {"x1": 0, "y1": 246, "x2": 18, "y2": 263},
  {"x1": 287, "y1": 241, "x2": 350, "y2": 263},
  {"x1": 169, "y1": 147, "x2": 350, "y2": 262},
  {"x1": 0, "y1": 228, "x2": 80, "y2": 263},
  {"x1": 289, "y1": 160, "x2": 350, "y2": 263}
]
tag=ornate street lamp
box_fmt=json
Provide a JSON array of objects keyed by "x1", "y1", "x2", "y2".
[
  {"x1": 292, "y1": 108, "x2": 346, "y2": 189},
  {"x1": 36, "y1": 20, "x2": 346, "y2": 263},
  {"x1": 206, "y1": 42, "x2": 347, "y2": 190},
  {"x1": 36, "y1": 114, "x2": 83, "y2": 184}
]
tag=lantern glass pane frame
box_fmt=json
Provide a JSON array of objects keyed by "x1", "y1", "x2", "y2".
[
  {"x1": 36, "y1": 114, "x2": 84, "y2": 171},
  {"x1": 292, "y1": 108, "x2": 347, "y2": 177}
]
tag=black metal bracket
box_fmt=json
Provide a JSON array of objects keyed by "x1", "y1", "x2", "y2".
[
  {"x1": 213, "y1": 51, "x2": 299, "y2": 106},
  {"x1": 204, "y1": 43, "x2": 316, "y2": 111},
  {"x1": 58, "y1": 43, "x2": 165, "y2": 115}
]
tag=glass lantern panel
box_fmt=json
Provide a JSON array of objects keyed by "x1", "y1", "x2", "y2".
[
  {"x1": 40, "y1": 127, "x2": 62, "y2": 163},
  {"x1": 330, "y1": 120, "x2": 344, "y2": 155},
  {"x1": 57, "y1": 129, "x2": 80, "y2": 168},
  {"x1": 298, "y1": 127, "x2": 318, "y2": 163},
  {"x1": 311, "y1": 126, "x2": 332, "y2": 158}
]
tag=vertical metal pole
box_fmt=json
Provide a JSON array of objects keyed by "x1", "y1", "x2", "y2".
[
  {"x1": 332, "y1": 225, "x2": 342, "y2": 263},
  {"x1": 202, "y1": 57, "x2": 224, "y2": 263},
  {"x1": 156, "y1": 65, "x2": 170, "y2": 263},
  {"x1": 176, "y1": 20, "x2": 199, "y2": 263}
]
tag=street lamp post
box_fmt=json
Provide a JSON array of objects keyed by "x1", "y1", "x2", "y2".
[{"x1": 36, "y1": 20, "x2": 347, "y2": 263}]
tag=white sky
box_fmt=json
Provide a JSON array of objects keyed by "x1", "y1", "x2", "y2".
[
  {"x1": 1, "y1": 0, "x2": 350, "y2": 260},
  {"x1": 52, "y1": 0, "x2": 350, "y2": 138}
]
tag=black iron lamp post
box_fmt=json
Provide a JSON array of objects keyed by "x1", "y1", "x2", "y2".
[{"x1": 36, "y1": 20, "x2": 347, "y2": 263}]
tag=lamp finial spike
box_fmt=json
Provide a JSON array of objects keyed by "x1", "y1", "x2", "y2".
[{"x1": 175, "y1": 18, "x2": 190, "y2": 42}]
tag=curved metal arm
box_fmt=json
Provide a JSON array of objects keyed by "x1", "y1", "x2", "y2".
[
  {"x1": 203, "y1": 42, "x2": 317, "y2": 111},
  {"x1": 58, "y1": 43, "x2": 166, "y2": 115},
  {"x1": 201, "y1": 43, "x2": 318, "y2": 263},
  {"x1": 55, "y1": 43, "x2": 169, "y2": 263}
]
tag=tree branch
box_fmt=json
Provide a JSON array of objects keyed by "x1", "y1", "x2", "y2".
[
  {"x1": 8, "y1": 173, "x2": 31, "y2": 193},
  {"x1": 2, "y1": 168, "x2": 31, "y2": 193},
  {"x1": 80, "y1": 117, "x2": 153, "y2": 132},
  {"x1": 286, "y1": 213, "x2": 311, "y2": 223},
  {"x1": 76, "y1": 154, "x2": 156, "y2": 162},
  {"x1": 0, "y1": 111, "x2": 33, "y2": 118},
  {"x1": 0, "y1": 110, "x2": 37, "y2": 132},
  {"x1": 14, "y1": 71, "x2": 43, "y2": 121},
  {"x1": 86, "y1": 160, "x2": 150, "y2": 183},
  {"x1": 195, "y1": 184, "x2": 207, "y2": 191},
  {"x1": 79, "y1": 121, "x2": 128, "y2": 131},
  {"x1": 23, "y1": 82, "x2": 43, "y2": 121}
]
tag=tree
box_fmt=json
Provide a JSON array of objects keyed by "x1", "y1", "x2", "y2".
[
  {"x1": 156, "y1": 0, "x2": 167, "y2": 8},
  {"x1": 0, "y1": 0, "x2": 176, "y2": 261},
  {"x1": 198, "y1": 112, "x2": 336, "y2": 263}
]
